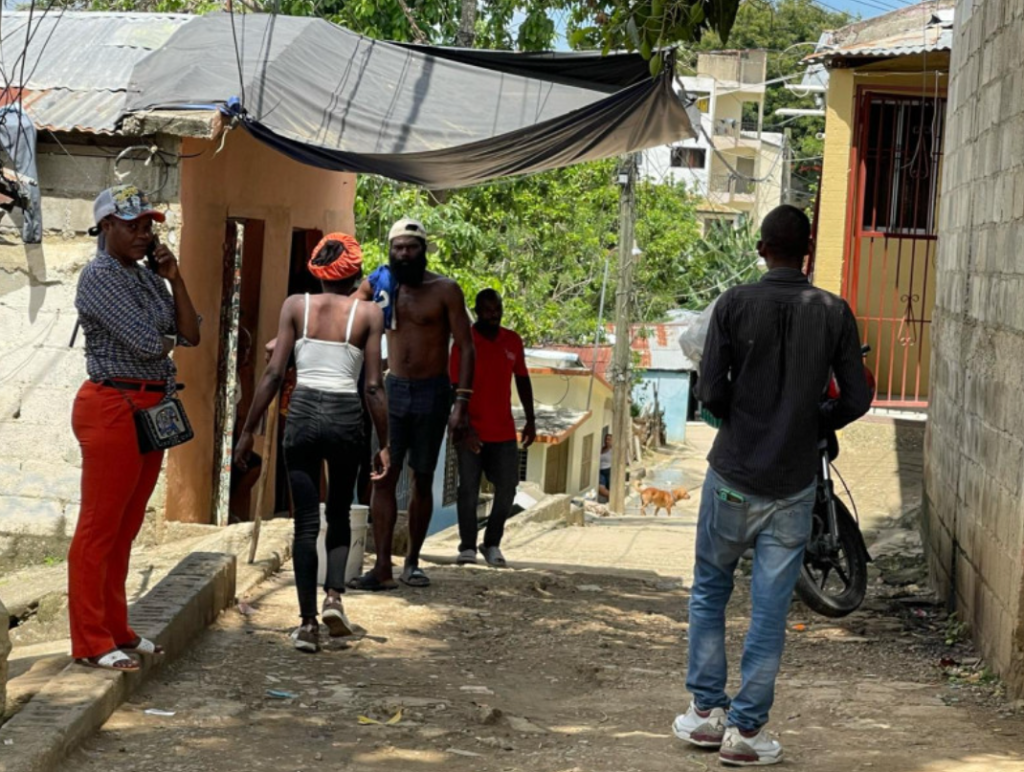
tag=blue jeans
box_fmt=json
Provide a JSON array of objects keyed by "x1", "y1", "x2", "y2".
[{"x1": 686, "y1": 467, "x2": 815, "y2": 732}]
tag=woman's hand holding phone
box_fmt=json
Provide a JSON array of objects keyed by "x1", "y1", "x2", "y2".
[{"x1": 147, "y1": 236, "x2": 181, "y2": 282}]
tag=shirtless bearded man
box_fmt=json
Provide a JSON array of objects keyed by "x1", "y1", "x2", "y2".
[{"x1": 348, "y1": 218, "x2": 475, "y2": 590}]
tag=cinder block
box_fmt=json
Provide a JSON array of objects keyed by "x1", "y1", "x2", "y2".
[
  {"x1": 0, "y1": 496, "x2": 68, "y2": 539},
  {"x1": 13, "y1": 461, "x2": 81, "y2": 504},
  {"x1": 0, "y1": 423, "x2": 78, "y2": 467}
]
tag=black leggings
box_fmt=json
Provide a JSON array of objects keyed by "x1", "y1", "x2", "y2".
[{"x1": 283, "y1": 388, "x2": 363, "y2": 620}]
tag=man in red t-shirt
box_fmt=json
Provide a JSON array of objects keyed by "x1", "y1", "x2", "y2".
[{"x1": 449, "y1": 289, "x2": 536, "y2": 567}]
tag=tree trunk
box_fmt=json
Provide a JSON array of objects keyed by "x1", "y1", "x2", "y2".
[{"x1": 456, "y1": 0, "x2": 477, "y2": 48}]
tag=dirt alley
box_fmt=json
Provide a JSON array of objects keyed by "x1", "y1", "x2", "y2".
[{"x1": 60, "y1": 554, "x2": 1024, "y2": 772}]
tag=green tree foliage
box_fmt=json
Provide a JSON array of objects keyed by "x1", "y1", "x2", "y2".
[
  {"x1": 565, "y1": 0, "x2": 743, "y2": 70},
  {"x1": 675, "y1": 219, "x2": 762, "y2": 309},
  {"x1": 82, "y1": 0, "x2": 565, "y2": 51},
  {"x1": 354, "y1": 160, "x2": 703, "y2": 345}
]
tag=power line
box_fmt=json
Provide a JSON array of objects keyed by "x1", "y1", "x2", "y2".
[{"x1": 229, "y1": 0, "x2": 247, "y2": 110}]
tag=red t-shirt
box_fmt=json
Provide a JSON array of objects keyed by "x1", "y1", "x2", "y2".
[{"x1": 450, "y1": 326, "x2": 528, "y2": 443}]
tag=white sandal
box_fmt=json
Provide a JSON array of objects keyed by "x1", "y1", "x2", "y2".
[
  {"x1": 119, "y1": 636, "x2": 165, "y2": 656},
  {"x1": 77, "y1": 649, "x2": 141, "y2": 671}
]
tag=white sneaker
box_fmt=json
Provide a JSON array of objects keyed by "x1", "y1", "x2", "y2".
[
  {"x1": 457, "y1": 549, "x2": 478, "y2": 565},
  {"x1": 321, "y1": 598, "x2": 354, "y2": 638},
  {"x1": 480, "y1": 545, "x2": 507, "y2": 568},
  {"x1": 719, "y1": 726, "x2": 783, "y2": 766},
  {"x1": 291, "y1": 626, "x2": 320, "y2": 653},
  {"x1": 672, "y1": 703, "x2": 726, "y2": 748}
]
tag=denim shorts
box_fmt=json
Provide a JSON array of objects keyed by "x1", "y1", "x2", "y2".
[{"x1": 386, "y1": 374, "x2": 451, "y2": 474}]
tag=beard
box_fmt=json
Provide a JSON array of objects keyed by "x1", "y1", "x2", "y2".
[
  {"x1": 475, "y1": 320, "x2": 501, "y2": 336},
  {"x1": 389, "y1": 254, "x2": 427, "y2": 287}
]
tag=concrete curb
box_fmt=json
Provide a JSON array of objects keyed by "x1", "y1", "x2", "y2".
[{"x1": 0, "y1": 522, "x2": 292, "y2": 772}]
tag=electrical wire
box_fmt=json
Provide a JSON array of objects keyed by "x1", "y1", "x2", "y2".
[{"x1": 229, "y1": 0, "x2": 247, "y2": 111}]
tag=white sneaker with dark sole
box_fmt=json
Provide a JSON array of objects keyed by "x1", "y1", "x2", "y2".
[
  {"x1": 291, "y1": 626, "x2": 320, "y2": 653},
  {"x1": 719, "y1": 726, "x2": 783, "y2": 766},
  {"x1": 672, "y1": 703, "x2": 726, "y2": 748},
  {"x1": 456, "y1": 549, "x2": 478, "y2": 565}
]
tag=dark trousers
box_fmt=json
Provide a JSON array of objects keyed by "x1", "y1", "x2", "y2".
[
  {"x1": 457, "y1": 440, "x2": 519, "y2": 552},
  {"x1": 283, "y1": 388, "x2": 363, "y2": 619}
]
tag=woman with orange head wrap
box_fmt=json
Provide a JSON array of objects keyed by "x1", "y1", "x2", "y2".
[{"x1": 235, "y1": 233, "x2": 389, "y2": 652}]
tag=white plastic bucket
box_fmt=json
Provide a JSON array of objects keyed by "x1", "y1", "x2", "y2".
[
  {"x1": 316, "y1": 504, "x2": 370, "y2": 585},
  {"x1": 346, "y1": 505, "x2": 369, "y2": 583}
]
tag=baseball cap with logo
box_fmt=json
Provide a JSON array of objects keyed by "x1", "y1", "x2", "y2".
[
  {"x1": 387, "y1": 217, "x2": 436, "y2": 252},
  {"x1": 88, "y1": 185, "x2": 165, "y2": 235}
]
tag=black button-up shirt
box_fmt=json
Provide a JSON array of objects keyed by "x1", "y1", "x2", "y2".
[{"x1": 695, "y1": 268, "x2": 872, "y2": 498}]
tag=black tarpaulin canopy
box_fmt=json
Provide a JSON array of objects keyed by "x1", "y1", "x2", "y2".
[{"x1": 127, "y1": 14, "x2": 692, "y2": 189}]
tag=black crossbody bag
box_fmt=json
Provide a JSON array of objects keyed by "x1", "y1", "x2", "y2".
[
  {"x1": 132, "y1": 395, "x2": 194, "y2": 453},
  {"x1": 110, "y1": 385, "x2": 194, "y2": 454}
]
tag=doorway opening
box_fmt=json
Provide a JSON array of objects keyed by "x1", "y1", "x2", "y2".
[{"x1": 212, "y1": 218, "x2": 265, "y2": 526}]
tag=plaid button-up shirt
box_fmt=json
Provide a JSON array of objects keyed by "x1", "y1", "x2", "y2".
[{"x1": 75, "y1": 251, "x2": 195, "y2": 390}]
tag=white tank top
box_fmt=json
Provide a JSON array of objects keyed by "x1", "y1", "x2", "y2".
[{"x1": 294, "y1": 294, "x2": 364, "y2": 394}]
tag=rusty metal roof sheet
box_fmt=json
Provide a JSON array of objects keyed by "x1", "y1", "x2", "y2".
[
  {"x1": 0, "y1": 12, "x2": 192, "y2": 134},
  {"x1": 803, "y1": 0, "x2": 954, "y2": 65},
  {"x1": 548, "y1": 321, "x2": 697, "y2": 375}
]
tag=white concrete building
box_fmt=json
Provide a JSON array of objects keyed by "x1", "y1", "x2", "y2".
[{"x1": 644, "y1": 51, "x2": 790, "y2": 232}]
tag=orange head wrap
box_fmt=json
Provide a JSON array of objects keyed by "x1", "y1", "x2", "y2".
[{"x1": 308, "y1": 232, "x2": 363, "y2": 281}]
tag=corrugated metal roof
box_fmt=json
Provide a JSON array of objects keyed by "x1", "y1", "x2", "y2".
[
  {"x1": 548, "y1": 321, "x2": 697, "y2": 376},
  {"x1": 512, "y1": 405, "x2": 588, "y2": 444},
  {"x1": 803, "y1": 0, "x2": 954, "y2": 65},
  {"x1": 547, "y1": 345, "x2": 614, "y2": 379},
  {"x1": 631, "y1": 323, "x2": 698, "y2": 371},
  {"x1": 0, "y1": 12, "x2": 192, "y2": 133}
]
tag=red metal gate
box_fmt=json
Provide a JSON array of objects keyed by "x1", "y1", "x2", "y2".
[{"x1": 844, "y1": 88, "x2": 946, "y2": 408}]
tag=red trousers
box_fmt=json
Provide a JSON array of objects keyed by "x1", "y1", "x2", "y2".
[{"x1": 69, "y1": 380, "x2": 165, "y2": 659}]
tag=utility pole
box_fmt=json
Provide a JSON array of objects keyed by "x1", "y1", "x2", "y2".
[
  {"x1": 609, "y1": 154, "x2": 637, "y2": 516},
  {"x1": 586, "y1": 252, "x2": 612, "y2": 413}
]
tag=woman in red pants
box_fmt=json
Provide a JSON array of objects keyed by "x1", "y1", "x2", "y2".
[{"x1": 70, "y1": 185, "x2": 201, "y2": 671}]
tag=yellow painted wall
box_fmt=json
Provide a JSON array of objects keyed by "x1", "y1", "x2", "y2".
[
  {"x1": 815, "y1": 68, "x2": 856, "y2": 296},
  {"x1": 166, "y1": 129, "x2": 356, "y2": 523}
]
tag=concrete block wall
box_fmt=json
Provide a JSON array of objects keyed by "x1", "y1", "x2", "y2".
[
  {"x1": 0, "y1": 136, "x2": 181, "y2": 570},
  {"x1": 925, "y1": 0, "x2": 1024, "y2": 693}
]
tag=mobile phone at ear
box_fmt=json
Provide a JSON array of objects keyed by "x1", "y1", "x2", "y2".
[{"x1": 146, "y1": 236, "x2": 160, "y2": 272}]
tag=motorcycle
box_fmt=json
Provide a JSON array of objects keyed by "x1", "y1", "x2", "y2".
[{"x1": 793, "y1": 345, "x2": 876, "y2": 618}]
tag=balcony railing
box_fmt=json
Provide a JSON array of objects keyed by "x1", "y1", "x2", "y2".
[
  {"x1": 710, "y1": 174, "x2": 756, "y2": 196},
  {"x1": 713, "y1": 119, "x2": 763, "y2": 143},
  {"x1": 696, "y1": 51, "x2": 768, "y2": 86}
]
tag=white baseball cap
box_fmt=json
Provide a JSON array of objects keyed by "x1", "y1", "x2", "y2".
[
  {"x1": 89, "y1": 184, "x2": 165, "y2": 235},
  {"x1": 388, "y1": 217, "x2": 435, "y2": 252}
]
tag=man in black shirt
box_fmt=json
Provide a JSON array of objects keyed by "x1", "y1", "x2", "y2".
[{"x1": 672, "y1": 206, "x2": 871, "y2": 766}]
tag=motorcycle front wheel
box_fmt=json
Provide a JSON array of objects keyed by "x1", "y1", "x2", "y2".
[{"x1": 795, "y1": 496, "x2": 868, "y2": 618}]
